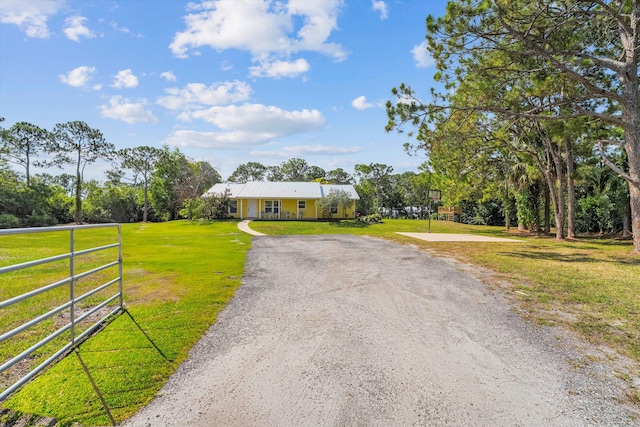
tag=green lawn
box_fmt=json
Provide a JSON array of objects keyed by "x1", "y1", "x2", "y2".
[
  {"x1": 1, "y1": 218, "x2": 638, "y2": 424},
  {"x1": 1, "y1": 221, "x2": 251, "y2": 426}
]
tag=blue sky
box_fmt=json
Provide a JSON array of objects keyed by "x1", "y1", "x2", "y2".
[{"x1": 0, "y1": 0, "x2": 448, "y2": 181}]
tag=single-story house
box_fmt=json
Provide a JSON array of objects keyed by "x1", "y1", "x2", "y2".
[{"x1": 204, "y1": 182, "x2": 360, "y2": 220}]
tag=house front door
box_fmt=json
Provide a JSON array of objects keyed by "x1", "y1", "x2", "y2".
[{"x1": 247, "y1": 200, "x2": 258, "y2": 218}]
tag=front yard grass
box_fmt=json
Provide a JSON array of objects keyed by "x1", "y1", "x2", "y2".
[{"x1": 1, "y1": 221, "x2": 250, "y2": 426}]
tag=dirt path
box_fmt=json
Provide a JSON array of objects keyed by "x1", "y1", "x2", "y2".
[{"x1": 123, "y1": 235, "x2": 637, "y2": 426}]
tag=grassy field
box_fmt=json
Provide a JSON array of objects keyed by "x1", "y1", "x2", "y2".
[
  {"x1": 1, "y1": 221, "x2": 251, "y2": 426},
  {"x1": 1, "y1": 218, "x2": 638, "y2": 425}
]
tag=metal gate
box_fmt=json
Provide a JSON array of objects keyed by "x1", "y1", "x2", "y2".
[{"x1": 0, "y1": 224, "x2": 123, "y2": 400}]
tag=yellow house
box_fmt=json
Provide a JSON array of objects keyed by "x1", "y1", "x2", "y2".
[{"x1": 204, "y1": 182, "x2": 360, "y2": 220}]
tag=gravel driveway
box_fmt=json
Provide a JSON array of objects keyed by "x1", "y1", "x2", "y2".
[{"x1": 123, "y1": 235, "x2": 637, "y2": 426}]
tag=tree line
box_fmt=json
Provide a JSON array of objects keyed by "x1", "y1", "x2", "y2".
[
  {"x1": 1, "y1": 119, "x2": 432, "y2": 225},
  {"x1": 0, "y1": 120, "x2": 222, "y2": 226},
  {"x1": 386, "y1": 0, "x2": 639, "y2": 253},
  {"x1": 1, "y1": 117, "x2": 630, "y2": 239}
]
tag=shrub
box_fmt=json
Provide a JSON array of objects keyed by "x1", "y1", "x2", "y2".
[
  {"x1": 0, "y1": 214, "x2": 20, "y2": 229},
  {"x1": 23, "y1": 212, "x2": 58, "y2": 227},
  {"x1": 357, "y1": 213, "x2": 383, "y2": 224},
  {"x1": 185, "y1": 195, "x2": 231, "y2": 220}
]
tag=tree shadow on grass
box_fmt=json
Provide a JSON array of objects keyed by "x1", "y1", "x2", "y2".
[
  {"x1": 501, "y1": 250, "x2": 640, "y2": 265},
  {"x1": 70, "y1": 309, "x2": 173, "y2": 426},
  {"x1": 328, "y1": 220, "x2": 370, "y2": 229}
]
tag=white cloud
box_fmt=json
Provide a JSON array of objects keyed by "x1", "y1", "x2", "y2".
[
  {"x1": 287, "y1": 0, "x2": 346, "y2": 60},
  {"x1": 250, "y1": 144, "x2": 361, "y2": 159},
  {"x1": 109, "y1": 20, "x2": 142, "y2": 37},
  {"x1": 169, "y1": 0, "x2": 346, "y2": 77},
  {"x1": 371, "y1": 0, "x2": 388, "y2": 20},
  {"x1": 352, "y1": 95, "x2": 374, "y2": 110},
  {"x1": 160, "y1": 71, "x2": 177, "y2": 82},
  {"x1": 284, "y1": 144, "x2": 362, "y2": 155},
  {"x1": 179, "y1": 103, "x2": 324, "y2": 136},
  {"x1": 248, "y1": 150, "x2": 290, "y2": 159},
  {"x1": 157, "y1": 80, "x2": 252, "y2": 110},
  {"x1": 110, "y1": 21, "x2": 129, "y2": 34},
  {"x1": 352, "y1": 95, "x2": 384, "y2": 110},
  {"x1": 164, "y1": 103, "x2": 325, "y2": 149},
  {"x1": 99, "y1": 96, "x2": 158, "y2": 124},
  {"x1": 63, "y1": 16, "x2": 95, "y2": 42},
  {"x1": 249, "y1": 58, "x2": 310, "y2": 79},
  {"x1": 0, "y1": 0, "x2": 63, "y2": 38},
  {"x1": 59, "y1": 66, "x2": 97, "y2": 88},
  {"x1": 163, "y1": 129, "x2": 273, "y2": 149},
  {"x1": 111, "y1": 69, "x2": 139, "y2": 88},
  {"x1": 411, "y1": 40, "x2": 434, "y2": 68}
]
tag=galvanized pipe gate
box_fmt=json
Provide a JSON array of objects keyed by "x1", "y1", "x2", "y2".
[{"x1": 0, "y1": 224, "x2": 123, "y2": 401}]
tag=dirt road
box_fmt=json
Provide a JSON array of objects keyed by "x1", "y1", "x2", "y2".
[{"x1": 123, "y1": 235, "x2": 637, "y2": 426}]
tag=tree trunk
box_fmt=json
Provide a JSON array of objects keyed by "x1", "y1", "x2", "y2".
[
  {"x1": 536, "y1": 138, "x2": 565, "y2": 240},
  {"x1": 625, "y1": 131, "x2": 640, "y2": 252},
  {"x1": 629, "y1": 181, "x2": 640, "y2": 254},
  {"x1": 565, "y1": 137, "x2": 576, "y2": 238},
  {"x1": 26, "y1": 151, "x2": 30, "y2": 187},
  {"x1": 143, "y1": 177, "x2": 149, "y2": 223},
  {"x1": 544, "y1": 184, "x2": 551, "y2": 234},
  {"x1": 504, "y1": 180, "x2": 510, "y2": 230},
  {"x1": 530, "y1": 181, "x2": 541, "y2": 233},
  {"x1": 622, "y1": 194, "x2": 632, "y2": 238},
  {"x1": 546, "y1": 134, "x2": 565, "y2": 240},
  {"x1": 75, "y1": 152, "x2": 82, "y2": 224},
  {"x1": 621, "y1": 11, "x2": 640, "y2": 254},
  {"x1": 542, "y1": 169, "x2": 564, "y2": 239}
]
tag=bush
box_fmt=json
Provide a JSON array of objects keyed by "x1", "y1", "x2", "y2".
[
  {"x1": 23, "y1": 212, "x2": 58, "y2": 227},
  {"x1": 357, "y1": 213, "x2": 383, "y2": 224},
  {"x1": 185, "y1": 195, "x2": 231, "y2": 220},
  {"x1": 576, "y1": 194, "x2": 615, "y2": 234},
  {"x1": 0, "y1": 214, "x2": 20, "y2": 229}
]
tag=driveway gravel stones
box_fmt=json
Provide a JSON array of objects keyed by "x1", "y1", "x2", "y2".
[{"x1": 123, "y1": 235, "x2": 638, "y2": 426}]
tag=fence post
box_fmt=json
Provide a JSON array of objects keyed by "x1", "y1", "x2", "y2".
[
  {"x1": 70, "y1": 228, "x2": 75, "y2": 344},
  {"x1": 118, "y1": 224, "x2": 123, "y2": 310}
]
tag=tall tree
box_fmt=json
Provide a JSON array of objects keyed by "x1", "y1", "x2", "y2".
[
  {"x1": 0, "y1": 122, "x2": 48, "y2": 186},
  {"x1": 227, "y1": 161, "x2": 267, "y2": 183},
  {"x1": 326, "y1": 168, "x2": 353, "y2": 184},
  {"x1": 180, "y1": 161, "x2": 221, "y2": 220},
  {"x1": 389, "y1": 0, "x2": 640, "y2": 252},
  {"x1": 150, "y1": 146, "x2": 191, "y2": 221},
  {"x1": 118, "y1": 146, "x2": 162, "y2": 222},
  {"x1": 46, "y1": 121, "x2": 114, "y2": 223},
  {"x1": 266, "y1": 165, "x2": 284, "y2": 182},
  {"x1": 280, "y1": 158, "x2": 310, "y2": 181},
  {"x1": 307, "y1": 165, "x2": 326, "y2": 182},
  {"x1": 354, "y1": 163, "x2": 394, "y2": 213}
]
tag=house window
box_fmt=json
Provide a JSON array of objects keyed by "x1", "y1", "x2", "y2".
[
  {"x1": 330, "y1": 203, "x2": 338, "y2": 214},
  {"x1": 229, "y1": 200, "x2": 238, "y2": 214},
  {"x1": 298, "y1": 200, "x2": 306, "y2": 209},
  {"x1": 265, "y1": 200, "x2": 280, "y2": 214}
]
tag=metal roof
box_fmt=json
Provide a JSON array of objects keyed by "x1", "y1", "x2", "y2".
[
  {"x1": 321, "y1": 184, "x2": 360, "y2": 200},
  {"x1": 205, "y1": 182, "x2": 359, "y2": 200}
]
